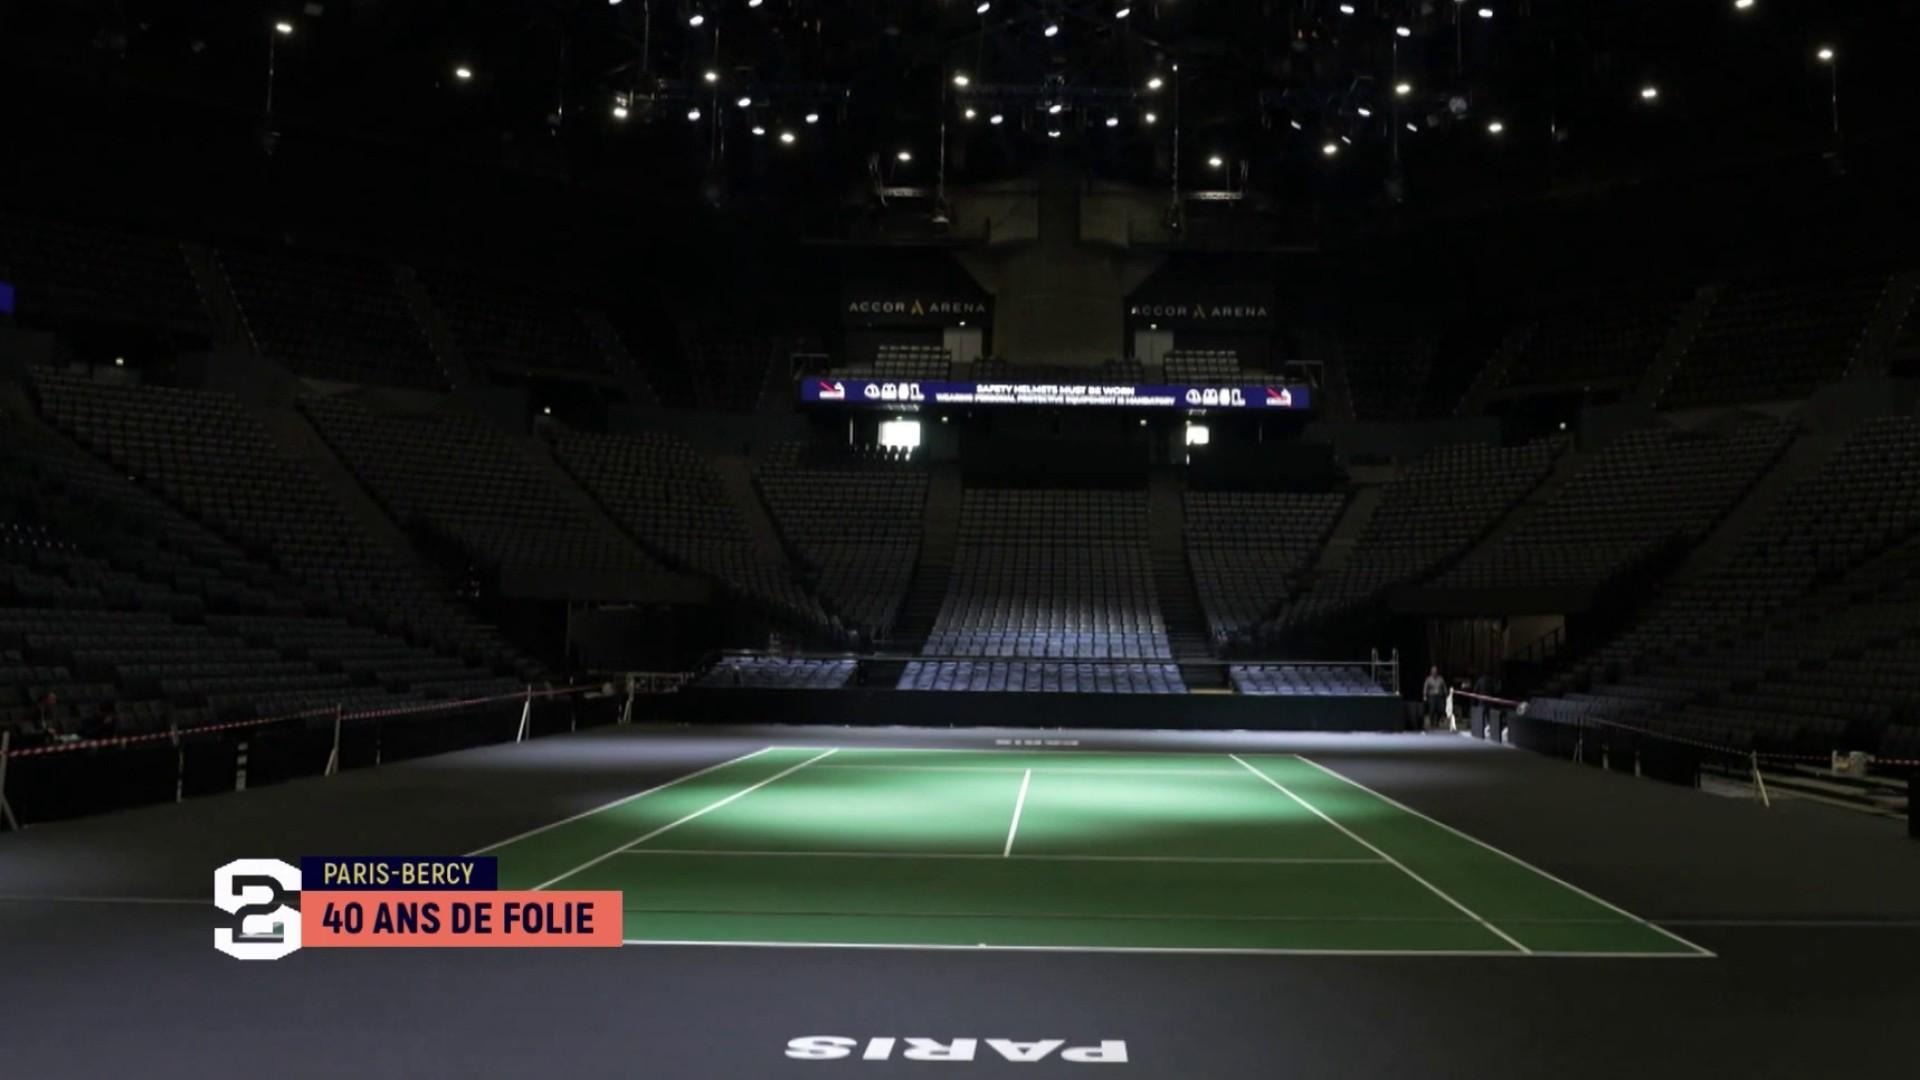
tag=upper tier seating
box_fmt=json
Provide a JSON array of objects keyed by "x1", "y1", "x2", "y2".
[
  {"x1": 1658, "y1": 275, "x2": 1889, "y2": 408},
  {"x1": 301, "y1": 396, "x2": 661, "y2": 577},
  {"x1": 1342, "y1": 329, "x2": 1434, "y2": 421},
  {"x1": 689, "y1": 333, "x2": 774, "y2": 411},
  {"x1": 831, "y1": 344, "x2": 952, "y2": 381},
  {"x1": 219, "y1": 246, "x2": 446, "y2": 389},
  {"x1": 1500, "y1": 297, "x2": 1677, "y2": 391},
  {"x1": 1163, "y1": 350, "x2": 1243, "y2": 386},
  {"x1": 904, "y1": 489, "x2": 1182, "y2": 693},
  {"x1": 1438, "y1": 418, "x2": 1792, "y2": 591},
  {"x1": 548, "y1": 428, "x2": 825, "y2": 628},
  {"x1": 1542, "y1": 416, "x2": 1920, "y2": 754},
  {"x1": 422, "y1": 270, "x2": 613, "y2": 378},
  {"x1": 754, "y1": 441, "x2": 927, "y2": 636},
  {"x1": 28, "y1": 371, "x2": 530, "y2": 676},
  {"x1": 0, "y1": 212, "x2": 207, "y2": 335},
  {"x1": 972, "y1": 360, "x2": 1146, "y2": 382},
  {"x1": 1260, "y1": 440, "x2": 1561, "y2": 638},
  {"x1": 1184, "y1": 491, "x2": 1346, "y2": 636}
]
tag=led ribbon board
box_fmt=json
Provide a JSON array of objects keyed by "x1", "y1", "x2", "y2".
[{"x1": 799, "y1": 377, "x2": 1312, "y2": 411}]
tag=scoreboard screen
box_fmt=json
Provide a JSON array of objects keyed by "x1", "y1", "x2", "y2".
[{"x1": 799, "y1": 377, "x2": 1312, "y2": 412}]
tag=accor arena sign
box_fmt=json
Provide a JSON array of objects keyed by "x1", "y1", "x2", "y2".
[
  {"x1": 844, "y1": 297, "x2": 991, "y2": 326},
  {"x1": 1128, "y1": 301, "x2": 1273, "y2": 329}
]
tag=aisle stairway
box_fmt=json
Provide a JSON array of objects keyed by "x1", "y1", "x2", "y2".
[{"x1": 1149, "y1": 470, "x2": 1226, "y2": 691}]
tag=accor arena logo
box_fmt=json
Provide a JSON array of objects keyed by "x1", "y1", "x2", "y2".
[{"x1": 786, "y1": 1036, "x2": 1128, "y2": 1064}]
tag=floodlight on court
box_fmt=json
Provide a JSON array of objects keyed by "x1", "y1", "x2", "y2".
[
  {"x1": 1478, "y1": 6, "x2": 1494, "y2": 17},
  {"x1": 964, "y1": 107, "x2": 977, "y2": 120},
  {"x1": 989, "y1": 112, "x2": 1004, "y2": 125},
  {"x1": 703, "y1": 69, "x2": 719, "y2": 83},
  {"x1": 1146, "y1": 76, "x2": 1163, "y2": 91},
  {"x1": 805, "y1": 111, "x2": 820, "y2": 124},
  {"x1": 274, "y1": 21, "x2": 294, "y2": 36},
  {"x1": 1323, "y1": 141, "x2": 1339, "y2": 155},
  {"x1": 1487, "y1": 119, "x2": 1505, "y2": 133},
  {"x1": 1143, "y1": 111, "x2": 1157, "y2": 124},
  {"x1": 686, "y1": 107, "x2": 701, "y2": 121},
  {"x1": 1106, "y1": 115, "x2": 1120, "y2": 128},
  {"x1": 1396, "y1": 25, "x2": 1412, "y2": 37},
  {"x1": 1208, "y1": 154, "x2": 1224, "y2": 168},
  {"x1": 1185, "y1": 424, "x2": 1210, "y2": 447},
  {"x1": 1357, "y1": 107, "x2": 1372, "y2": 117},
  {"x1": 1339, "y1": 4, "x2": 1355, "y2": 13},
  {"x1": 1735, "y1": 0, "x2": 1754, "y2": 8},
  {"x1": 1044, "y1": 22, "x2": 1060, "y2": 37},
  {"x1": 752, "y1": 124, "x2": 767, "y2": 136},
  {"x1": 1817, "y1": 46, "x2": 1835, "y2": 62},
  {"x1": 953, "y1": 72, "x2": 970, "y2": 87},
  {"x1": 976, "y1": 1, "x2": 991, "y2": 12},
  {"x1": 878, "y1": 419, "x2": 922, "y2": 450},
  {"x1": 749, "y1": 0, "x2": 763, "y2": 7},
  {"x1": 1048, "y1": 102, "x2": 1063, "y2": 115},
  {"x1": 1115, "y1": 5, "x2": 1131, "y2": 18},
  {"x1": 1396, "y1": 81, "x2": 1413, "y2": 96},
  {"x1": 687, "y1": 12, "x2": 705, "y2": 27},
  {"x1": 453, "y1": 65, "x2": 473, "y2": 81},
  {"x1": 1640, "y1": 85, "x2": 1660, "y2": 101},
  {"x1": 736, "y1": 95, "x2": 752, "y2": 108},
  {"x1": 779, "y1": 130, "x2": 796, "y2": 143},
  {"x1": 896, "y1": 149, "x2": 912, "y2": 162}
]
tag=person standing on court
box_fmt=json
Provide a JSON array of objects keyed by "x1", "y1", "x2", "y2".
[{"x1": 1421, "y1": 666, "x2": 1448, "y2": 729}]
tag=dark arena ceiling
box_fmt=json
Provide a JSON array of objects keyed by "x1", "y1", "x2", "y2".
[{"x1": 4, "y1": 1, "x2": 1915, "y2": 237}]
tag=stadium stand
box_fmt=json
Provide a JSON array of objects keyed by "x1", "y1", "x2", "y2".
[
  {"x1": 421, "y1": 270, "x2": 614, "y2": 379},
  {"x1": 1540, "y1": 417, "x2": 1920, "y2": 754},
  {"x1": 0, "y1": 212, "x2": 208, "y2": 336},
  {"x1": 687, "y1": 331, "x2": 776, "y2": 411},
  {"x1": 1254, "y1": 440, "x2": 1561, "y2": 641},
  {"x1": 754, "y1": 440, "x2": 927, "y2": 636},
  {"x1": 1498, "y1": 296, "x2": 1678, "y2": 391},
  {"x1": 1163, "y1": 349, "x2": 1242, "y2": 385},
  {"x1": 903, "y1": 488, "x2": 1183, "y2": 692},
  {"x1": 1229, "y1": 664, "x2": 1393, "y2": 697},
  {"x1": 1183, "y1": 491, "x2": 1346, "y2": 637},
  {"x1": 831, "y1": 343, "x2": 952, "y2": 380},
  {"x1": 696, "y1": 655, "x2": 856, "y2": 689},
  {"x1": 1658, "y1": 275, "x2": 1890, "y2": 408},
  {"x1": 547, "y1": 428, "x2": 827, "y2": 629},
  {"x1": 218, "y1": 246, "x2": 447, "y2": 390},
  {"x1": 1437, "y1": 418, "x2": 1792, "y2": 591},
  {"x1": 300, "y1": 395, "x2": 661, "y2": 576}
]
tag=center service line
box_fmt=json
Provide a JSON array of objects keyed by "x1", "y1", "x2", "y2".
[
  {"x1": 533, "y1": 748, "x2": 838, "y2": 891},
  {"x1": 1003, "y1": 769, "x2": 1033, "y2": 857},
  {"x1": 1228, "y1": 754, "x2": 1533, "y2": 956}
]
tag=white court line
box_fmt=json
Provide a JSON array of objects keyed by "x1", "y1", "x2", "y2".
[
  {"x1": 619, "y1": 938, "x2": 1712, "y2": 960},
  {"x1": 1229, "y1": 754, "x2": 1533, "y2": 956},
  {"x1": 615, "y1": 849, "x2": 1383, "y2": 866},
  {"x1": 466, "y1": 745, "x2": 778, "y2": 856},
  {"x1": 1291, "y1": 754, "x2": 1717, "y2": 958},
  {"x1": 1003, "y1": 769, "x2": 1033, "y2": 857},
  {"x1": 813, "y1": 764, "x2": 1236, "y2": 777},
  {"x1": 532, "y1": 748, "x2": 837, "y2": 891}
]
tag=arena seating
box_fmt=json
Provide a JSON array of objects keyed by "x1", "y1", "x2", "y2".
[
  {"x1": 1229, "y1": 664, "x2": 1392, "y2": 697},
  {"x1": 831, "y1": 344, "x2": 951, "y2": 380},
  {"x1": 688, "y1": 332, "x2": 775, "y2": 411},
  {"x1": 897, "y1": 660, "x2": 1181, "y2": 693},
  {"x1": 1658, "y1": 275, "x2": 1889, "y2": 408},
  {"x1": 422, "y1": 270, "x2": 613, "y2": 379},
  {"x1": 1341, "y1": 328, "x2": 1434, "y2": 421},
  {"x1": 973, "y1": 360, "x2": 1146, "y2": 382},
  {"x1": 1437, "y1": 418, "x2": 1792, "y2": 591},
  {"x1": 1163, "y1": 350, "x2": 1242, "y2": 385},
  {"x1": 0, "y1": 212, "x2": 208, "y2": 336},
  {"x1": 1257, "y1": 440, "x2": 1561, "y2": 639},
  {"x1": 1184, "y1": 491, "x2": 1346, "y2": 636},
  {"x1": 1542, "y1": 417, "x2": 1920, "y2": 754},
  {"x1": 219, "y1": 246, "x2": 447, "y2": 390},
  {"x1": 1499, "y1": 297, "x2": 1677, "y2": 391},
  {"x1": 754, "y1": 441, "x2": 927, "y2": 636},
  {"x1": 301, "y1": 395, "x2": 661, "y2": 576},
  {"x1": 696, "y1": 656, "x2": 856, "y2": 689},
  {"x1": 904, "y1": 488, "x2": 1182, "y2": 692},
  {"x1": 547, "y1": 428, "x2": 826, "y2": 628}
]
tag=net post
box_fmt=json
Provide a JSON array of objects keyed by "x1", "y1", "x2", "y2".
[
  {"x1": 619, "y1": 675, "x2": 636, "y2": 727},
  {"x1": 515, "y1": 685, "x2": 533, "y2": 743},
  {"x1": 0, "y1": 730, "x2": 20, "y2": 831},
  {"x1": 1750, "y1": 751, "x2": 1771, "y2": 809},
  {"x1": 1445, "y1": 687, "x2": 1459, "y2": 732},
  {"x1": 172, "y1": 722, "x2": 184, "y2": 803},
  {"x1": 324, "y1": 703, "x2": 343, "y2": 777}
]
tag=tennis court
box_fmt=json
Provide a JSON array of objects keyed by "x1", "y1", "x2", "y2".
[{"x1": 479, "y1": 745, "x2": 1711, "y2": 957}]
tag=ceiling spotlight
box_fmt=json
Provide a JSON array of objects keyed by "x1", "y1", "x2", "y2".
[
  {"x1": 953, "y1": 72, "x2": 970, "y2": 88},
  {"x1": 805, "y1": 111, "x2": 820, "y2": 124},
  {"x1": 896, "y1": 149, "x2": 912, "y2": 162},
  {"x1": 1734, "y1": 0, "x2": 1755, "y2": 8},
  {"x1": 1339, "y1": 4, "x2": 1355, "y2": 13},
  {"x1": 1357, "y1": 107, "x2": 1373, "y2": 117},
  {"x1": 686, "y1": 107, "x2": 702, "y2": 121},
  {"x1": 610, "y1": 0, "x2": 622, "y2": 5},
  {"x1": 964, "y1": 107, "x2": 978, "y2": 119},
  {"x1": 1143, "y1": 111, "x2": 1157, "y2": 124},
  {"x1": 1395, "y1": 82, "x2": 1413, "y2": 96},
  {"x1": 1816, "y1": 46, "x2": 1835, "y2": 62},
  {"x1": 1207, "y1": 154, "x2": 1224, "y2": 168},
  {"x1": 612, "y1": 103, "x2": 629, "y2": 119},
  {"x1": 1396, "y1": 25, "x2": 1412, "y2": 38},
  {"x1": 748, "y1": 0, "x2": 763, "y2": 6},
  {"x1": 989, "y1": 112, "x2": 1005, "y2": 125},
  {"x1": 736, "y1": 95, "x2": 752, "y2": 108},
  {"x1": 1106, "y1": 115, "x2": 1120, "y2": 128},
  {"x1": 1322, "y1": 142, "x2": 1339, "y2": 156},
  {"x1": 1478, "y1": 7, "x2": 1493, "y2": 17},
  {"x1": 688, "y1": 13, "x2": 705, "y2": 27},
  {"x1": 779, "y1": 130, "x2": 796, "y2": 144},
  {"x1": 752, "y1": 125, "x2": 767, "y2": 136},
  {"x1": 1115, "y1": 6, "x2": 1131, "y2": 19},
  {"x1": 703, "y1": 69, "x2": 719, "y2": 83},
  {"x1": 1640, "y1": 85, "x2": 1660, "y2": 101},
  {"x1": 1048, "y1": 102, "x2": 1063, "y2": 115},
  {"x1": 1406, "y1": 122, "x2": 1419, "y2": 132},
  {"x1": 1487, "y1": 119, "x2": 1505, "y2": 134},
  {"x1": 274, "y1": 21, "x2": 294, "y2": 36},
  {"x1": 1146, "y1": 76, "x2": 1164, "y2": 91},
  {"x1": 976, "y1": 1, "x2": 992, "y2": 12},
  {"x1": 453, "y1": 65, "x2": 473, "y2": 81},
  {"x1": 1048, "y1": 128, "x2": 1062, "y2": 138},
  {"x1": 1289, "y1": 119, "x2": 1303, "y2": 131},
  {"x1": 1044, "y1": 23, "x2": 1060, "y2": 38}
]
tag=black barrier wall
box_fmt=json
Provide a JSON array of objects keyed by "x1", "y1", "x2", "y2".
[{"x1": 661, "y1": 688, "x2": 1404, "y2": 732}]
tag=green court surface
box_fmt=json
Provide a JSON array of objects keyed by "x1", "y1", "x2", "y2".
[{"x1": 478, "y1": 746, "x2": 1712, "y2": 958}]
